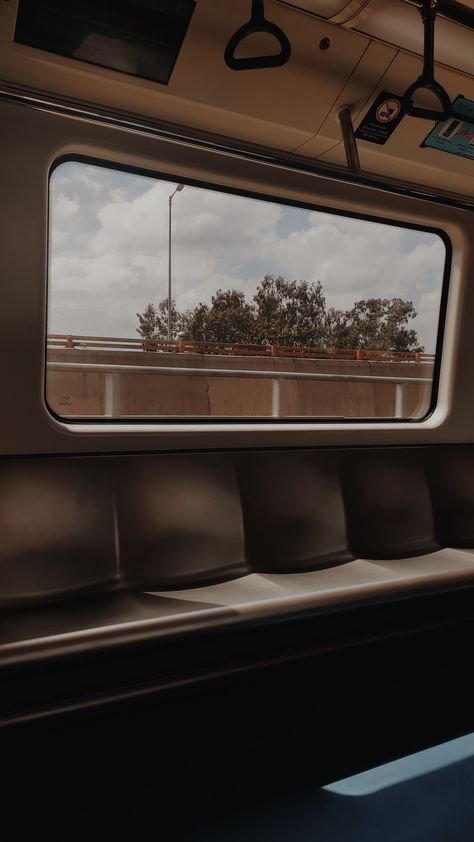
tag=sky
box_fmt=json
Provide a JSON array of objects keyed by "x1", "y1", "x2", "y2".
[{"x1": 48, "y1": 161, "x2": 446, "y2": 351}]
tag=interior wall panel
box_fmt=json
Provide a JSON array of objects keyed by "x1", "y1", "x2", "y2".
[{"x1": 0, "y1": 99, "x2": 472, "y2": 454}]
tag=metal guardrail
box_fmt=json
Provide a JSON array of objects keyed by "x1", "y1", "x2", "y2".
[
  {"x1": 47, "y1": 361, "x2": 432, "y2": 419},
  {"x1": 47, "y1": 334, "x2": 435, "y2": 364}
]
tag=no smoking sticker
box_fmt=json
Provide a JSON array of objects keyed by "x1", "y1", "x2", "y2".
[
  {"x1": 376, "y1": 99, "x2": 401, "y2": 123},
  {"x1": 355, "y1": 91, "x2": 405, "y2": 145}
]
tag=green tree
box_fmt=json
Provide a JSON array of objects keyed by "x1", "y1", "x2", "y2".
[
  {"x1": 324, "y1": 306, "x2": 354, "y2": 349},
  {"x1": 137, "y1": 282, "x2": 423, "y2": 353},
  {"x1": 136, "y1": 299, "x2": 182, "y2": 340},
  {"x1": 182, "y1": 289, "x2": 256, "y2": 343},
  {"x1": 252, "y1": 275, "x2": 327, "y2": 346},
  {"x1": 332, "y1": 297, "x2": 423, "y2": 352}
]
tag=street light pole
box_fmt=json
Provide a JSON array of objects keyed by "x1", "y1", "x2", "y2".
[{"x1": 168, "y1": 183, "x2": 184, "y2": 341}]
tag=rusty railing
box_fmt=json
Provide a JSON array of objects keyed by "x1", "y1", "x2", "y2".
[{"x1": 47, "y1": 334, "x2": 435, "y2": 364}]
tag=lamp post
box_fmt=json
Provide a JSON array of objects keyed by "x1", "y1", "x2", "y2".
[{"x1": 168, "y1": 183, "x2": 184, "y2": 341}]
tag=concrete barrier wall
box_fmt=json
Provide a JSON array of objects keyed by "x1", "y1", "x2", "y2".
[{"x1": 46, "y1": 349, "x2": 434, "y2": 419}]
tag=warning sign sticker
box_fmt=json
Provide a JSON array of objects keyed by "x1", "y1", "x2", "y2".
[
  {"x1": 421, "y1": 96, "x2": 474, "y2": 161},
  {"x1": 355, "y1": 90, "x2": 405, "y2": 145},
  {"x1": 376, "y1": 99, "x2": 401, "y2": 123}
]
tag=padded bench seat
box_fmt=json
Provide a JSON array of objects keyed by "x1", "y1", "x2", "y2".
[
  {"x1": 3, "y1": 548, "x2": 474, "y2": 666},
  {"x1": 3, "y1": 445, "x2": 474, "y2": 664}
]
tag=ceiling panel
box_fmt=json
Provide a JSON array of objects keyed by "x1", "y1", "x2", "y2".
[
  {"x1": 171, "y1": 2, "x2": 368, "y2": 135},
  {"x1": 0, "y1": 0, "x2": 370, "y2": 151},
  {"x1": 1, "y1": 0, "x2": 473, "y2": 197},
  {"x1": 357, "y1": 0, "x2": 474, "y2": 77},
  {"x1": 318, "y1": 52, "x2": 474, "y2": 196},
  {"x1": 282, "y1": 0, "x2": 474, "y2": 77},
  {"x1": 294, "y1": 39, "x2": 396, "y2": 156},
  {"x1": 277, "y1": 0, "x2": 356, "y2": 16}
]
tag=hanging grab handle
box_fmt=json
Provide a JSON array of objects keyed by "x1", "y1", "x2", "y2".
[
  {"x1": 403, "y1": 0, "x2": 451, "y2": 122},
  {"x1": 224, "y1": 0, "x2": 291, "y2": 71}
]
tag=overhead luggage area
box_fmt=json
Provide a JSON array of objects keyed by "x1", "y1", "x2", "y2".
[{"x1": 1, "y1": 0, "x2": 474, "y2": 197}]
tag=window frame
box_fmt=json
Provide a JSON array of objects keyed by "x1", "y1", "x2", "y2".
[{"x1": 45, "y1": 153, "x2": 452, "y2": 427}]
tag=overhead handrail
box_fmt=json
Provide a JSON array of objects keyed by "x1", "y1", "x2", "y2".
[
  {"x1": 403, "y1": 0, "x2": 451, "y2": 122},
  {"x1": 224, "y1": 0, "x2": 291, "y2": 71}
]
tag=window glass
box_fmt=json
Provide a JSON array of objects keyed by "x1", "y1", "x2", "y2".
[{"x1": 47, "y1": 160, "x2": 447, "y2": 421}]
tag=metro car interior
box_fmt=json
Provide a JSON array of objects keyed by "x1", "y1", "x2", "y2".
[{"x1": 2, "y1": 1, "x2": 474, "y2": 838}]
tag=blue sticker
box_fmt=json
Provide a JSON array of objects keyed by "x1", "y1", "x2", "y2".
[{"x1": 421, "y1": 96, "x2": 474, "y2": 161}]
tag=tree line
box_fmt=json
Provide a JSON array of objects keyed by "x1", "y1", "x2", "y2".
[{"x1": 137, "y1": 275, "x2": 423, "y2": 352}]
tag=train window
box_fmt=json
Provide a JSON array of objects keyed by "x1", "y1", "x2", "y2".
[{"x1": 46, "y1": 159, "x2": 448, "y2": 423}]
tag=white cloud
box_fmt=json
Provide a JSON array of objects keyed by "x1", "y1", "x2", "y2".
[
  {"x1": 53, "y1": 165, "x2": 103, "y2": 195},
  {"x1": 53, "y1": 193, "x2": 80, "y2": 222}
]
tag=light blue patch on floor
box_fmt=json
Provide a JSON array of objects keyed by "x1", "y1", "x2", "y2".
[{"x1": 324, "y1": 732, "x2": 474, "y2": 796}]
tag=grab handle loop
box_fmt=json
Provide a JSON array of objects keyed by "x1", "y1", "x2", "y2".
[
  {"x1": 224, "y1": 0, "x2": 291, "y2": 71},
  {"x1": 403, "y1": 0, "x2": 451, "y2": 122}
]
